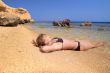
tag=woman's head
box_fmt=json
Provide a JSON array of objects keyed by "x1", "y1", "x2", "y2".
[{"x1": 34, "y1": 34, "x2": 52, "y2": 47}]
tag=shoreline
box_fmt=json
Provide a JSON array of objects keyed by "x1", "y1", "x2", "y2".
[{"x1": 0, "y1": 25, "x2": 110, "y2": 73}]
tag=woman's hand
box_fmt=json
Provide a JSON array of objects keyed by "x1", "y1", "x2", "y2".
[{"x1": 48, "y1": 39, "x2": 58, "y2": 45}]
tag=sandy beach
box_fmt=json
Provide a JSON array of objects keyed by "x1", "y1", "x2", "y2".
[{"x1": 0, "y1": 25, "x2": 110, "y2": 73}]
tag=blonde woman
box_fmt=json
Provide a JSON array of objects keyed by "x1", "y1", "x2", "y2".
[{"x1": 33, "y1": 34, "x2": 104, "y2": 53}]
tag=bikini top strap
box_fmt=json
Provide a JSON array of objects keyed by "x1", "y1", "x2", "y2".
[{"x1": 52, "y1": 37, "x2": 63, "y2": 50}]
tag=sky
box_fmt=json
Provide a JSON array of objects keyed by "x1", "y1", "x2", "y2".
[{"x1": 4, "y1": 0, "x2": 110, "y2": 22}]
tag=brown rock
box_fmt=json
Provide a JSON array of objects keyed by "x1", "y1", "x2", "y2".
[
  {"x1": 52, "y1": 19, "x2": 71, "y2": 27},
  {"x1": 0, "y1": 0, "x2": 32, "y2": 26},
  {"x1": 0, "y1": 12, "x2": 20, "y2": 26},
  {"x1": 52, "y1": 21, "x2": 59, "y2": 26},
  {"x1": 62, "y1": 19, "x2": 71, "y2": 26},
  {"x1": 80, "y1": 21, "x2": 92, "y2": 26}
]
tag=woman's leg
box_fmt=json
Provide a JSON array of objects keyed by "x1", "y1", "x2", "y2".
[{"x1": 80, "y1": 40, "x2": 104, "y2": 51}]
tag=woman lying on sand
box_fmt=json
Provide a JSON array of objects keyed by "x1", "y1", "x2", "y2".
[{"x1": 33, "y1": 34, "x2": 104, "y2": 53}]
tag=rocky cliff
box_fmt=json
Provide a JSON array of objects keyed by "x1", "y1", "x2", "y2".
[{"x1": 0, "y1": 0, "x2": 32, "y2": 26}]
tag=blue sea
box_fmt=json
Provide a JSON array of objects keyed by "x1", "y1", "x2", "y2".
[{"x1": 31, "y1": 22, "x2": 110, "y2": 31}]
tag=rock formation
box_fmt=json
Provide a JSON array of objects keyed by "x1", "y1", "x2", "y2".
[
  {"x1": 53, "y1": 19, "x2": 71, "y2": 27},
  {"x1": 62, "y1": 19, "x2": 70, "y2": 26},
  {"x1": 80, "y1": 21, "x2": 92, "y2": 26},
  {"x1": 0, "y1": 12, "x2": 20, "y2": 26},
  {"x1": 0, "y1": 0, "x2": 32, "y2": 26}
]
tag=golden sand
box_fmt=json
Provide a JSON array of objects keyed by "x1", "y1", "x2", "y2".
[{"x1": 0, "y1": 25, "x2": 110, "y2": 73}]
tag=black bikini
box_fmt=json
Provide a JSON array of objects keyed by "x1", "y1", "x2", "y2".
[
  {"x1": 52, "y1": 37, "x2": 80, "y2": 51},
  {"x1": 74, "y1": 41, "x2": 80, "y2": 51},
  {"x1": 52, "y1": 37, "x2": 63, "y2": 49},
  {"x1": 53, "y1": 37, "x2": 63, "y2": 43}
]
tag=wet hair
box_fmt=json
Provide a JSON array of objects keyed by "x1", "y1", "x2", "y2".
[{"x1": 33, "y1": 34, "x2": 46, "y2": 48}]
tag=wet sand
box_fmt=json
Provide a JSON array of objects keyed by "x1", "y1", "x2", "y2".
[{"x1": 0, "y1": 25, "x2": 110, "y2": 73}]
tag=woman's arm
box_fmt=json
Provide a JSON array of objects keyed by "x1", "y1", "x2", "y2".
[{"x1": 40, "y1": 43, "x2": 63, "y2": 53}]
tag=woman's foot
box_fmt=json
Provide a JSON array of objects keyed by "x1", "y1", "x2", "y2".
[{"x1": 94, "y1": 41, "x2": 105, "y2": 48}]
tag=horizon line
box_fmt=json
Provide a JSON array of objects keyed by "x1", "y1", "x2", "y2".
[{"x1": 35, "y1": 20, "x2": 110, "y2": 23}]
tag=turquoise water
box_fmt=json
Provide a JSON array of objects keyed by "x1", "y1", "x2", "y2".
[
  {"x1": 28, "y1": 22, "x2": 110, "y2": 48},
  {"x1": 32, "y1": 22, "x2": 110, "y2": 31}
]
